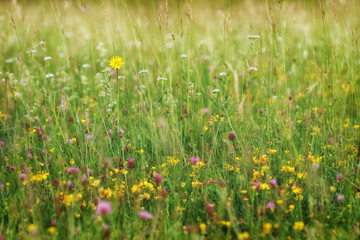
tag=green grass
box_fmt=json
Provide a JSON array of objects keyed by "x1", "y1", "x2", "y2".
[{"x1": 1, "y1": 0, "x2": 360, "y2": 239}]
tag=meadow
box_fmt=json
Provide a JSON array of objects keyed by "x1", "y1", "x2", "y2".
[{"x1": 0, "y1": 0, "x2": 360, "y2": 239}]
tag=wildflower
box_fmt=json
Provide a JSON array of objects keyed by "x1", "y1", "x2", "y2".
[
  {"x1": 337, "y1": 194, "x2": 345, "y2": 202},
  {"x1": 96, "y1": 201, "x2": 113, "y2": 215},
  {"x1": 87, "y1": 168, "x2": 92, "y2": 175},
  {"x1": 157, "y1": 77, "x2": 168, "y2": 81},
  {"x1": 263, "y1": 222, "x2": 272, "y2": 235},
  {"x1": 190, "y1": 157, "x2": 199, "y2": 164},
  {"x1": 107, "y1": 129, "x2": 113, "y2": 135},
  {"x1": 8, "y1": 165, "x2": 16, "y2": 172},
  {"x1": 199, "y1": 223, "x2": 207, "y2": 234},
  {"x1": 0, "y1": 141, "x2": 4, "y2": 147},
  {"x1": 219, "y1": 72, "x2": 226, "y2": 77},
  {"x1": 238, "y1": 232, "x2": 250, "y2": 240},
  {"x1": 336, "y1": 174, "x2": 343, "y2": 182},
  {"x1": 119, "y1": 129, "x2": 125, "y2": 137},
  {"x1": 44, "y1": 56, "x2": 52, "y2": 61},
  {"x1": 203, "y1": 108, "x2": 209, "y2": 114},
  {"x1": 270, "y1": 178, "x2": 277, "y2": 188},
  {"x1": 19, "y1": 173, "x2": 26, "y2": 182},
  {"x1": 253, "y1": 182, "x2": 260, "y2": 190},
  {"x1": 48, "y1": 226, "x2": 57, "y2": 235},
  {"x1": 266, "y1": 202, "x2": 276, "y2": 211},
  {"x1": 67, "y1": 180, "x2": 73, "y2": 189},
  {"x1": 109, "y1": 56, "x2": 124, "y2": 70},
  {"x1": 27, "y1": 153, "x2": 33, "y2": 158},
  {"x1": 181, "y1": 54, "x2": 187, "y2": 58},
  {"x1": 293, "y1": 221, "x2": 304, "y2": 230},
  {"x1": 228, "y1": 131, "x2": 236, "y2": 141},
  {"x1": 28, "y1": 224, "x2": 37, "y2": 235},
  {"x1": 87, "y1": 135, "x2": 93, "y2": 140},
  {"x1": 138, "y1": 70, "x2": 148, "y2": 74},
  {"x1": 154, "y1": 173, "x2": 163, "y2": 184},
  {"x1": 328, "y1": 138, "x2": 334, "y2": 144},
  {"x1": 259, "y1": 108, "x2": 264, "y2": 114},
  {"x1": 247, "y1": 35, "x2": 260, "y2": 39},
  {"x1": 68, "y1": 167, "x2": 79, "y2": 175},
  {"x1": 249, "y1": 67, "x2": 258, "y2": 71},
  {"x1": 138, "y1": 210, "x2": 152, "y2": 220},
  {"x1": 212, "y1": 88, "x2": 220, "y2": 93},
  {"x1": 206, "y1": 204, "x2": 214, "y2": 215},
  {"x1": 128, "y1": 158, "x2": 135, "y2": 169},
  {"x1": 161, "y1": 188, "x2": 168, "y2": 197}
]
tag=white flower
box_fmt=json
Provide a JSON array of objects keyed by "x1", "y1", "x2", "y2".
[
  {"x1": 247, "y1": 35, "x2": 261, "y2": 39},
  {"x1": 272, "y1": 96, "x2": 277, "y2": 99},
  {"x1": 212, "y1": 89, "x2": 220, "y2": 93},
  {"x1": 45, "y1": 73, "x2": 55, "y2": 78},
  {"x1": 5, "y1": 58, "x2": 15, "y2": 63},
  {"x1": 219, "y1": 72, "x2": 226, "y2": 77},
  {"x1": 249, "y1": 67, "x2": 258, "y2": 71},
  {"x1": 138, "y1": 70, "x2": 148, "y2": 74},
  {"x1": 181, "y1": 54, "x2": 187, "y2": 58},
  {"x1": 82, "y1": 64, "x2": 90, "y2": 68},
  {"x1": 44, "y1": 56, "x2": 52, "y2": 61},
  {"x1": 157, "y1": 77, "x2": 168, "y2": 81}
]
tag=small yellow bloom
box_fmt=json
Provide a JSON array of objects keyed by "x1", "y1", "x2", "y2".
[
  {"x1": 263, "y1": 222, "x2": 272, "y2": 235},
  {"x1": 48, "y1": 226, "x2": 57, "y2": 235},
  {"x1": 199, "y1": 223, "x2": 207, "y2": 234},
  {"x1": 293, "y1": 221, "x2": 304, "y2": 230},
  {"x1": 109, "y1": 56, "x2": 125, "y2": 70},
  {"x1": 238, "y1": 232, "x2": 249, "y2": 240}
]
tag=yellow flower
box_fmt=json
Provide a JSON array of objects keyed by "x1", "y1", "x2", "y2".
[
  {"x1": 109, "y1": 56, "x2": 125, "y2": 70},
  {"x1": 263, "y1": 222, "x2": 272, "y2": 235},
  {"x1": 27, "y1": 224, "x2": 37, "y2": 233},
  {"x1": 293, "y1": 221, "x2": 304, "y2": 230},
  {"x1": 48, "y1": 226, "x2": 57, "y2": 235},
  {"x1": 238, "y1": 232, "x2": 250, "y2": 240},
  {"x1": 199, "y1": 223, "x2": 207, "y2": 234}
]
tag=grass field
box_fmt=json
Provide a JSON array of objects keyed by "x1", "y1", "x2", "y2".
[{"x1": 1, "y1": 0, "x2": 360, "y2": 239}]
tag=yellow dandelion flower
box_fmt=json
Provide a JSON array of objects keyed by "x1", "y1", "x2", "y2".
[
  {"x1": 109, "y1": 56, "x2": 125, "y2": 70},
  {"x1": 293, "y1": 221, "x2": 304, "y2": 230}
]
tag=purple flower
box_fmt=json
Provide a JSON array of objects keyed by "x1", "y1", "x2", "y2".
[
  {"x1": 206, "y1": 204, "x2": 214, "y2": 215},
  {"x1": 128, "y1": 158, "x2": 135, "y2": 169},
  {"x1": 34, "y1": 116, "x2": 39, "y2": 122},
  {"x1": 337, "y1": 194, "x2": 345, "y2": 202},
  {"x1": 336, "y1": 174, "x2": 343, "y2": 182},
  {"x1": 108, "y1": 129, "x2": 113, "y2": 135},
  {"x1": 0, "y1": 184, "x2": 4, "y2": 191},
  {"x1": 253, "y1": 182, "x2": 260, "y2": 190},
  {"x1": 19, "y1": 173, "x2": 26, "y2": 182},
  {"x1": 68, "y1": 167, "x2": 79, "y2": 174},
  {"x1": 190, "y1": 157, "x2": 199, "y2": 164},
  {"x1": 312, "y1": 163, "x2": 320, "y2": 171},
  {"x1": 203, "y1": 108, "x2": 209, "y2": 114},
  {"x1": 228, "y1": 131, "x2": 236, "y2": 141},
  {"x1": 119, "y1": 129, "x2": 125, "y2": 138},
  {"x1": 138, "y1": 210, "x2": 152, "y2": 220},
  {"x1": 87, "y1": 135, "x2": 93, "y2": 140},
  {"x1": 27, "y1": 153, "x2": 33, "y2": 158},
  {"x1": 8, "y1": 165, "x2": 16, "y2": 172},
  {"x1": 0, "y1": 141, "x2": 4, "y2": 147},
  {"x1": 87, "y1": 168, "x2": 92, "y2": 175},
  {"x1": 328, "y1": 138, "x2": 334, "y2": 144},
  {"x1": 266, "y1": 201, "x2": 275, "y2": 210},
  {"x1": 259, "y1": 108, "x2": 264, "y2": 114},
  {"x1": 81, "y1": 174, "x2": 87, "y2": 184},
  {"x1": 96, "y1": 201, "x2": 113, "y2": 215},
  {"x1": 67, "y1": 180, "x2": 73, "y2": 189},
  {"x1": 66, "y1": 139, "x2": 73, "y2": 145},
  {"x1": 270, "y1": 178, "x2": 277, "y2": 188},
  {"x1": 154, "y1": 173, "x2": 163, "y2": 184}
]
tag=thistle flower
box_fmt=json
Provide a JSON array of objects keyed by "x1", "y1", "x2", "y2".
[
  {"x1": 108, "y1": 129, "x2": 113, "y2": 135},
  {"x1": 0, "y1": 141, "x2": 4, "y2": 147},
  {"x1": 96, "y1": 201, "x2": 113, "y2": 216},
  {"x1": 138, "y1": 210, "x2": 152, "y2": 220},
  {"x1": 109, "y1": 56, "x2": 124, "y2": 70}
]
